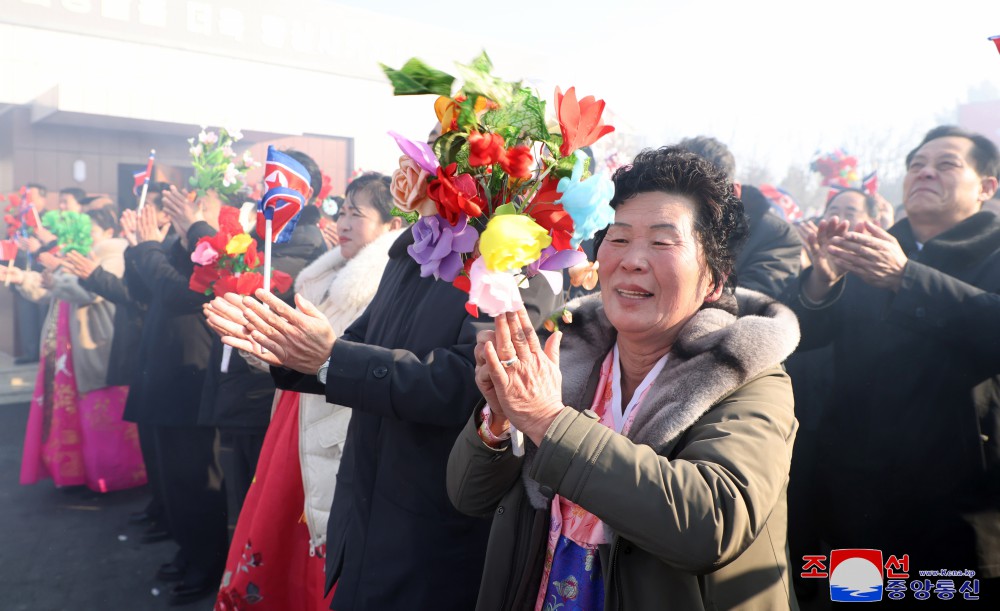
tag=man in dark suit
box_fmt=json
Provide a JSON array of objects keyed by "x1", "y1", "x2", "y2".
[{"x1": 791, "y1": 125, "x2": 1000, "y2": 590}]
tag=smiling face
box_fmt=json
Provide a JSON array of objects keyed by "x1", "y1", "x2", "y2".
[
  {"x1": 903, "y1": 136, "x2": 996, "y2": 233},
  {"x1": 597, "y1": 192, "x2": 721, "y2": 348}
]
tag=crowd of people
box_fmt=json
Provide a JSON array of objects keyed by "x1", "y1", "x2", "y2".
[{"x1": 2, "y1": 123, "x2": 998, "y2": 610}]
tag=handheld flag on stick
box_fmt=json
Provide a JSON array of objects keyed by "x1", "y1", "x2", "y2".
[
  {"x1": 257, "y1": 147, "x2": 308, "y2": 293},
  {"x1": 135, "y1": 149, "x2": 156, "y2": 214},
  {"x1": 1, "y1": 239, "x2": 17, "y2": 286},
  {"x1": 18, "y1": 187, "x2": 42, "y2": 230},
  {"x1": 991, "y1": 35, "x2": 1000, "y2": 55}
]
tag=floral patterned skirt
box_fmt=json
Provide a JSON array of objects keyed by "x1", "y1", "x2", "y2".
[{"x1": 217, "y1": 390, "x2": 333, "y2": 611}]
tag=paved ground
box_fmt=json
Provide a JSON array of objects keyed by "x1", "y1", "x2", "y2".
[{"x1": 0, "y1": 402, "x2": 214, "y2": 611}]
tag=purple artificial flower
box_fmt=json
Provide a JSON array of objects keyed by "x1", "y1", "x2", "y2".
[
  {"x1": 407, "y1": 213, "x2": 479, "y2": 282},
  {"x1": 526, "y1": 245, "x2": 587, "y2": 276},
  {"x1": 388, "y1": 131, "x2": 440, "y2": 174},
  {"x1": 525, "y1": 245, "x2": 588, "y2": 293}
]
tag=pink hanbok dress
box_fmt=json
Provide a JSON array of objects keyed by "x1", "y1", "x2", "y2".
[{"x1": 20, "y1": 300, "x2": 146, "y2": 492}]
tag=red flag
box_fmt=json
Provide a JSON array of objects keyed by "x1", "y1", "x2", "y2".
[
  {"x1": 133, "y1": 150, "x2": 156, "y2": 195},
  {"x1": 991, "y1": 35, "x2": 1000, "y2": 55},
  {"x1": 0, "y1": 240, "x2": 17, "y2": 261}
]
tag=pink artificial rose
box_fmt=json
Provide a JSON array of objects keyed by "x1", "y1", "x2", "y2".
[
  {"x1": 391, "y1": 156, "x2": 437, "y2": 217},
  {"x1": 191, "y1": 239, "x2": 219, "y2": 266},
  {"x1": 467, "y1": 257, "x2": 524, "y2": 317}
]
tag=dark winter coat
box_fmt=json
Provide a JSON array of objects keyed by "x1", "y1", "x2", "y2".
[
  {"x1": 789, "y1": 210, "x2": 1000, "y2": 577},
  {"x1": 124, "y1": 225, "x2": 215, "y2": 426},
  {"x1": 447, "y1": 289, "x2": 801, "y2": 611},
  {"x1": 271, "y1": 229, "x2": 557, "y2": 611},
  {"x1": 736, "y1": 195, "x2": 802, "y2": 299},
  {"x1": 78, "y1": 249, "x2": 148, "y2": 388}
]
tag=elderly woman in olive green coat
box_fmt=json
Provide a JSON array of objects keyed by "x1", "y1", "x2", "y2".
[{"x1": 447, "y1": 147, "x2": 801, "y2": 610}]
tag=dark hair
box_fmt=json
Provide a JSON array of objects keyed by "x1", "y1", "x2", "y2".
[
  {"x1": 298, "y1": 205, "x2": 321, "y2": 226},
  {"x1": 86, "y1": 207, "x2": 118, "y2": 233},
  {"x1": 145, "y1": 181, "x2": 171, "y2": 209},
  {"x1": 59, "y1": 187, "x2": 87, "y2": 203},
  {"x1": 905, "y1": 125, "x2": 1000, "y2": 179},
  {"x1": 345, "y1": 172, "x2": 394, "y2": 223},
  {"x1": 595, "y1": 146, "x2": 748, "y2": 295},
  {"x1": 283, "y1": 149, "x2": 323, "y2": 205},
  {"x1": 825, "y1": 188, "x2": 878, "y2": 219},
  {"x1": 26, "y1": 183, "x2": 47, "y2": 196},
  {"x1": 676, "y1": 136, "x2": 736, "y2": 180}
]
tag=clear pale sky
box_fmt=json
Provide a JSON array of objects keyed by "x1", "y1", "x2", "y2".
[{"x1": 332, "y1": 0, "x2": 1000, "y2": 181}]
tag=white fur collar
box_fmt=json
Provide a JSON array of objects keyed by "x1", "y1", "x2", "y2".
[
  {"x1": 293, "y1": 228, "x2": 404, "y2": 321},
  {"x1": 521, "y1": 288, "x2": 801, "y2": 508}
]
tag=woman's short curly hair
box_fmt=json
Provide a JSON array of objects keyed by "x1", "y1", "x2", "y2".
[{"x1": 594, "y1": 146, "x2": 749, "y2": 293}]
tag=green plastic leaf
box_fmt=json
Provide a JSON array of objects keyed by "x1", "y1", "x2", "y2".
[
  {"x1": 454, "y1": 52, "x2": 514, "y2": 106},
  {"x1": 433, "y1": 131, "x2": 468, "y2": 168},
  {"x1": 390, "y1": 207, "x2": 419, "y2": 225},
  {"x1": 494, "y1": 203, "x2": 516, "y2": 216},
  {"x1": 380, "y1": 58, "x2": 455, "y2": 97},
  {"x1": 482, "y1": 88, "x2": 549, "y2": 141}
]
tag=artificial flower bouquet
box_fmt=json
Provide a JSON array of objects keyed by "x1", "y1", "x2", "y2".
[
  {"x1": 3, "y1": 190, "x2": 42, "y2": 238},
  {"x1": 41, "y1": 210, "x2": 92, "y2": 256},
  {"x1": 189, "y1": 205, "x2": 292, "y2": 297},
  {"x1": 382, "y1": 52, "x2": 617, "y2": 317},
  {"x1": 188, "y1": 127, "x2": 260, "y2": 199},
  {"x1": 810, "y1": 149, "x2": 860, "y2": 188}
]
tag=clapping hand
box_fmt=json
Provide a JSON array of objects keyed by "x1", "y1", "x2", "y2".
[
  {"x1": 120, "y1": 209, "x2": 139, "y2": 247},
  {"x1": 801, "y1": 215, "x2": 850, "y2": 302},
  {"x1": 477, "y1": 307, "x2": 564, "y2": 446},
  {"x1": 204, "y1": 290, "x2": 337, "y2": 374},
  {"x1": 828, "y1": 221, "x2": 908, "y2": 291},
  {"x1": 161, "y1": 186, "x2": 202, "y2": 236},
  {"x1": 64, "y1": 251, "x2": 98, "y2": 279},
  {"x1": 136, "y1": 204, "x2": 171, "y2": 243}
]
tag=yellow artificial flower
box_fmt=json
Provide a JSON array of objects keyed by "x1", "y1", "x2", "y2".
[
  {"x1": 479, "y1": 214, "x2": 552, "y2": 272},
  {"x1": 225, "y1": 233, "x2": 253, "y2": 256}
]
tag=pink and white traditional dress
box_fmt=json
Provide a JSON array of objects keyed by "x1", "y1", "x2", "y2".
[{"x1": 20, "y1": 298, "x2": 146, "y2": 493}]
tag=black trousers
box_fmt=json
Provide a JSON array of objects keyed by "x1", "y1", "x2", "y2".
[
  {"x1": 219, "y1": 427, "x2": 267, "y2": 535},
  {"x1": 154, "y1": 425, "x2": 228, "y2": 587},
  {"x1": 137, "y1": 422, "x2": 167, "y2": 528}
]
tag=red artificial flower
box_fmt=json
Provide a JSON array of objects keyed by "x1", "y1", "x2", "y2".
[
  {"x1": 189, "y1": 264, "x2": 221, "y2": 294},
  {"x1": 214, "y1": 270, "x2": 239, "y2": 296},
  {"x1": 317, "y1": 173, "x2": 333, "y2": 203},
  {"x1": 271, "y1": 269, "x2": 293, "y2": 294},
  {"x1": 555, "y1": 86, "x2": 615, "y2": 157},
  {"x1": 530, "y1": 175, "x2": 562, "y2": 206},
  {"x1": 208, "y1": 230, "x2": 232, "y2": 254},
  {"x1": 428, "y1": 163, "x2": 485, "y2": 225},
  {"x1": 529, "y1": 202, "x2": 575, "y2": 251},
  {"x1": 218, "y1": 205, "x2": 242, "y2": 237},
  {"x1": 452, "y1": 256, "x2": 475, "y2": 295},
  {"x1": 243, "y1": 240, "x2": 261, "y2": 269},
  {"x1": 500, "y1": 145, "x2": 533, "y2": 180},
  {"x1": 4, "y1": 214, "x2": 21, "y2": 238},
  {"x1": 235, "y1": 272, "x2": 265, "y2": 296},
  {"x1": 467, "y1": 131, "x2": 506, "y2": 167}
]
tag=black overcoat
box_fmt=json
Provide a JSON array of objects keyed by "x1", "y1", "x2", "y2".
[{"x1": 273, "y1": 229, "x2": 557, "y2": 610}]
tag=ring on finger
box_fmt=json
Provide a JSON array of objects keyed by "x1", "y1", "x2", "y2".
[{"x1": 500, "y1": 357, "x2": 518, "y2": 368}]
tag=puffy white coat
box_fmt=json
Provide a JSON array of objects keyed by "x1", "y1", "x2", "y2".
[{"x1": 288, "y1": 228, "x2": 403, "y2": 551}]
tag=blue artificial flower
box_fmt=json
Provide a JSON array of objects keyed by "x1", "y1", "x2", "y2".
[{"x1": 557, "y1": 151, "x2": 615, "y2": 247}]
